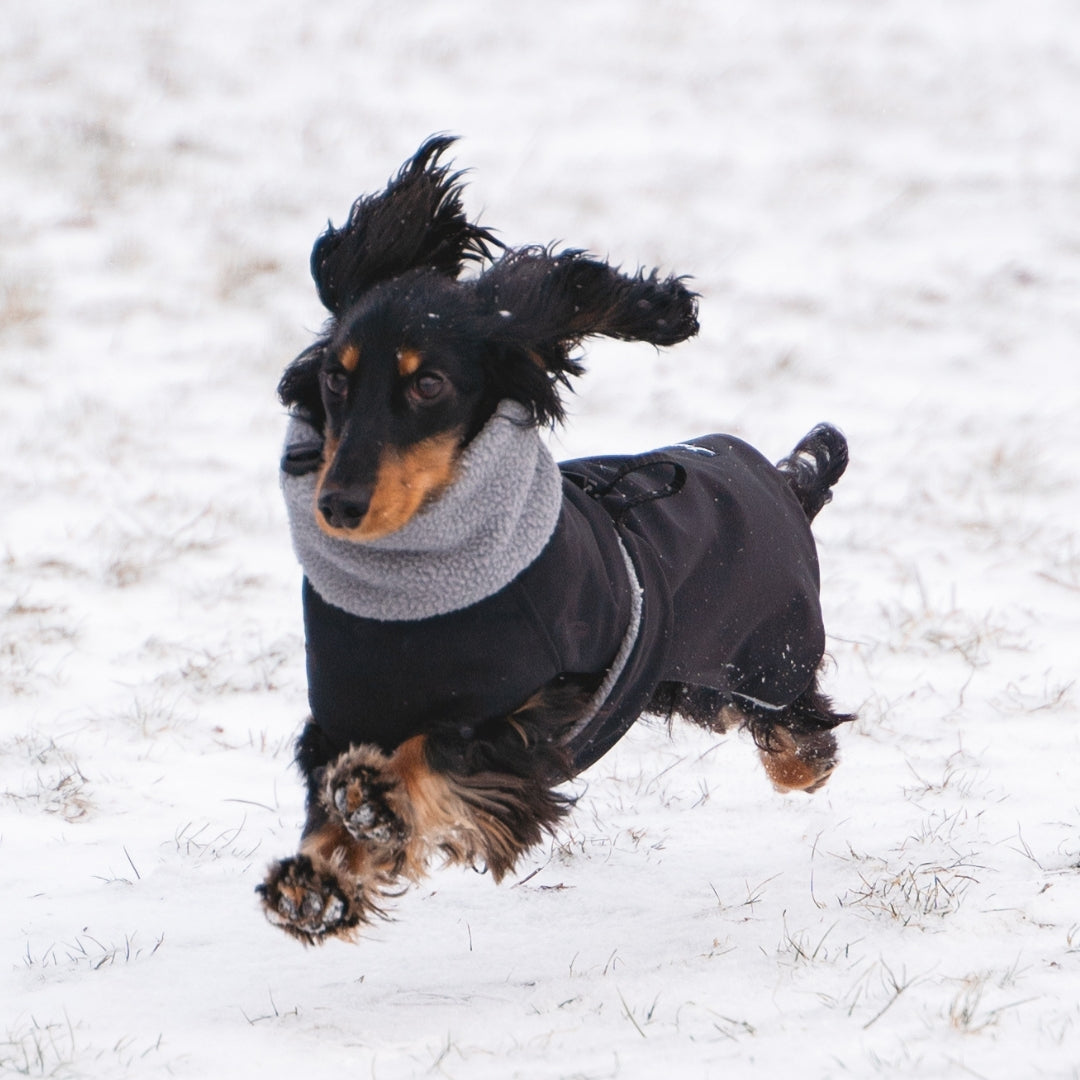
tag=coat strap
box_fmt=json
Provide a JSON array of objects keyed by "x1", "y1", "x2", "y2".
[{"x1": 563, "y1": 455, "x2": 687, "y2": 523}]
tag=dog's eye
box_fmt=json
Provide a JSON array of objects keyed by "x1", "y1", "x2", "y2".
[
  {"x1": 323, "y1": 371, "x2": 349, "y2": 398},
  {"x1": 411, "y1": 372, "x2": 447, "y2": 402}
]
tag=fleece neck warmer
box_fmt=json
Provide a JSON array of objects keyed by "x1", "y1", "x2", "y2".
[{"x1": 282, "y1": 401, "x2": 564, "y2": 621}]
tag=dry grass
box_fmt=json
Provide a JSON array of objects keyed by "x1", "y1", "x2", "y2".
[
  {"x1": 22, "y1": 932, "x2": 165, "y2": 973},
  {"x1": 0, "y1": 1016, "x2": 77, "y2": 1078},
  {"x1": 0, "y1": 1015, "x2": 165, "y2": 1077},
  {"x1": 1, "y1": 732, "x2": 93, "y2": 821},
  {"x1": 946, "y1": 971, "x2": 1037, "y2": 1034},
  {"x1": 841, "y1": 850, "x2": 981, "y2": 924}
]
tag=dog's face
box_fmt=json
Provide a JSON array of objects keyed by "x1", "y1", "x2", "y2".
[
  {"x1": 312, "y1": 277, "x2": 493, "y2": 541},
  {"x1": 278, "y1": 136, "x2": 700, "y2": 543}
]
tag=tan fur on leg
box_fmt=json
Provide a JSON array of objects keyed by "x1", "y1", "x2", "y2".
[
  {"x1": 758, "y1": 726, "x2": 838, "y2": 793},
  {"x1": 261, "y1": 732, "x2": 572, "y2": 943},
  {"x1": 322, "y1": 735, "x2": 566, "y2": 882},
  {"x1": 321, "y1": 737, "x2": 488, "y2": 880}
]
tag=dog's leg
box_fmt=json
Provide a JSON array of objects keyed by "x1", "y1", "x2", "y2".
[
  {"x1": 322, "y1": 728, "x2": 576, "y2": 879},
  {"x1": 258, "y1": 738, "x2": 462, "y2": 944},
  {"x1": 260, "y1": 687, "x2": 584, "y2": 944},
  {"x1": 258, "y1": 722, "x2": 394, "y2": 945},
  {"x1": 321, "y1": 737, "x2": 488, "y2": 880},
  {"x1": 651, "y1": 679, "x2": 850, "y2": 795},
  {"x1": 257, "y1": 767, "x2": 402, "y2": 945},
  {"x1": 258, "y1": 735, "x2": 518, "y2": 944}
]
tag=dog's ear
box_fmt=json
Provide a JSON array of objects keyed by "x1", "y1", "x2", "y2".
[
  {"x1": 277, "y1": 342, "x2": 326, "y2": 426},
  {"x1": 474, "y1": 247, "x2": 699, "y2": 423},
  {"x1": 479, "y1": 246, "x2": 698, "y2": 351},
  {"x1": 310, "y1": 135, "x2": 498, "y2": 316}
]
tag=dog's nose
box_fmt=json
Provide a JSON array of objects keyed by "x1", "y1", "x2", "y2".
[{"x1": 318, "y1": 488, "x2": 371, "y2": 531}]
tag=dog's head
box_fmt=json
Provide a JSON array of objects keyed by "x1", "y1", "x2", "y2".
[{"x1": 279, "y1": 136, "x2": 699, "y2": 541}]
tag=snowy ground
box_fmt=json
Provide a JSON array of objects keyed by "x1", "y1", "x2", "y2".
[{"x1": 2, "y1": 1, "x2": 1079, "y2": 1076}]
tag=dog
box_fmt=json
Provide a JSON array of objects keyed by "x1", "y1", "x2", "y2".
[{"x1": 257, "y1": 136, "x2": 853, "y2": 944}]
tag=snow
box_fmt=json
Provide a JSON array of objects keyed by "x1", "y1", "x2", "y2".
[{"x1": 2, "y1": 0, "x2": 1079, "y2": 1076}]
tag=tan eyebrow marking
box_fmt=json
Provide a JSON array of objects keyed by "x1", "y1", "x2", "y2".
[
  {"x1": 397, "y1": 349, "x2": 422, "y2": 377},
  {"x1": 340, "y1": 345, "x2": 361, "y2": 372}
]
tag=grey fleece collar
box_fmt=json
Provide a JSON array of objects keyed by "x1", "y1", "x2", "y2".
[{"x1": 282, "y1": 401, "x2": 564, "y2": 621}]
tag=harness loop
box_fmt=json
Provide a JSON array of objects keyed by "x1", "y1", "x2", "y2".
[{"x1": 567, "y1": 455, "x2": 687, "y2": 523}]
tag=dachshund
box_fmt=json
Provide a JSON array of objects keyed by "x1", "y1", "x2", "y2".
[{"x1": 257, "y1": 136, "x2": 854, "y2": 944}]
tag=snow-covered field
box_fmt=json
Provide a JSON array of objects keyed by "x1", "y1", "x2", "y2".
[{"x1": 3, "y1": 1, "x2": 1079, "y2": 1076}]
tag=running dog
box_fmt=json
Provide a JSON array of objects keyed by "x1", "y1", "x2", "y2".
[{"x1": 257, "y1": 136, "x2": 853, "y2": 944}]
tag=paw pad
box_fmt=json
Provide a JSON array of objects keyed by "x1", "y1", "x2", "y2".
[
  {"x1": 324, "y1": 758, "x2": 408, "y2": 849},
  {"x1": 257, "y1": 855, "x2": 359, "y2": 945}
]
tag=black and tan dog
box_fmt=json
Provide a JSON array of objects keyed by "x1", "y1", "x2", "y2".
[{"x1": 258, "y1": 136, "x2": 853, "y2": 944}]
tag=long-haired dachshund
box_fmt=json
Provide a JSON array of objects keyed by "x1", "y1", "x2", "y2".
[{"x1": 258, "y1": 136, "x2": 854, "y2": 944}]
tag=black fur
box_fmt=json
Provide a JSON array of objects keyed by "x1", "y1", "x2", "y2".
[
  {"x1": 311, "y1": 134, "x2": 499, "y2": 317},
  {"x1": 777, "y1": 422, "x2": 850, "y2": 522}
]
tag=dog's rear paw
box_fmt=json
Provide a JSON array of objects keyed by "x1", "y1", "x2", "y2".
[
  {"x1": 257, "y1": 855, "x2": 366, "y2": 945},
  {"x1": 758, "y1": 727, "x2": 838, "y2": 794},
  {"x1": 323, "y1": 747, "x2": 410, "y2": 850}
]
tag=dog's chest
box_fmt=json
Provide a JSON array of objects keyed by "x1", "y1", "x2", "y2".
[{"x1": 299, "y1": 488, "x2": 635, "y2": 754}]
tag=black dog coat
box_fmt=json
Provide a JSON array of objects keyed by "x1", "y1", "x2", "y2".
[{"x1": 285, "y1": 424, "x2": 825, "y2": 775}]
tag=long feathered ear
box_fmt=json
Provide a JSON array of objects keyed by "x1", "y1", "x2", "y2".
[
  {"x1": 473, "y1": 247, "x2": 699, "y2": 425},
  {"x1": 310, "y1": 134, "x2": 499, "y2": 316},
  {"x1": 478, "y1": 246, "x2": 698, "y2": 354}
]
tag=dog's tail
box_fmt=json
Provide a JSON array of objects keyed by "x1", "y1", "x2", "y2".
[{"x1": 776, "y1": 423, "x2": 849, "y2": 523}]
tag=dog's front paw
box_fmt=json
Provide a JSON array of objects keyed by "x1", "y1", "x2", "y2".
[
  {"x1": 322, "y1": 747, "x2": 410, "y2": 850},
  {"x1": 257, "y1": 855, "x2": 367, "y2": 945}
]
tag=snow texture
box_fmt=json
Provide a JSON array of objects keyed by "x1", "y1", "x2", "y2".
[{"x1": 2, "y1": 1, "x2": 1079, "y2": 1077}]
